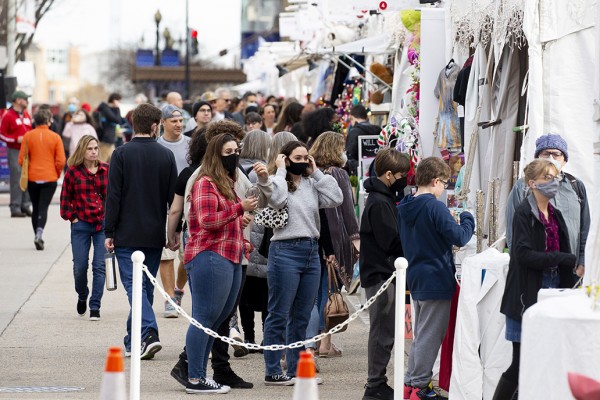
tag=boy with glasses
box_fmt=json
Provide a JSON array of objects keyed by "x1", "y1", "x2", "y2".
[
  {"x1": 397, "y1": 157, "x2": 475, "y2": 400},
  {"x1": 506, "y1": 134, "x2": 589, "y2": 279}
]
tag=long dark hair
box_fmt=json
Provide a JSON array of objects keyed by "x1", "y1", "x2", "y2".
[
  {"x1": 198, "y1": 133, "x2": 239, "y2": 201},
  {"x1": 280, "y1": 140, "x2": 309, "y2": 193},
  {"x1": 273, "y1": 102, "x2": 303, "y2": 134},
  {"x1": 300, "y1": 107, "x2": 336, "y2": 144}
]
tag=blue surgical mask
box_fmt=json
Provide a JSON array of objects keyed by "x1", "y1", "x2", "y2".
[
  {"x1": 67, "y1": 103, "x2": 76, "y2": 113},
  {"x1": 535, "y1": 179, "x2": 559, "y2": 199}
]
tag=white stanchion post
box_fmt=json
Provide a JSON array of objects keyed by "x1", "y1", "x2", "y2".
[
  {"x1": 130, "y1": 251, "x2": 145, "y2": 400},
  {"x1": 394, "y1": 257, "x2": 409, "y2": 400}
]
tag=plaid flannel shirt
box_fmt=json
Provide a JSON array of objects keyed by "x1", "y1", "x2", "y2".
[
  {"x1": 60, "y1": 162, "x2": 109, "y2": 231},
  {"x1": 184, "y1": 176, "x2": 245, "y2": 265}
]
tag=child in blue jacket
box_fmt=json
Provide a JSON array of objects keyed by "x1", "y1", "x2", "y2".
[{"x1": 397, "y1": 157, "x2": 474, "y2": 400}]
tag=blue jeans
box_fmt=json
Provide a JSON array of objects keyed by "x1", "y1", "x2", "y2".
[
  {"x1": 7, "y1": 147, "x2": 31, "y2": 213},
  {"x1": 115, "y1": 247, "x2": 162, "y2": 351},
  {"x1": 505, "y1": 267, "x2": 561, "y2": 343},
  {"x1": 71, "y1": 221, "x2": 106, "y2": 310},
  {"x1": 185, "y1": 251, "x2": 241, "y2": 380},
  {"x1": 263, "y1": 238, "x2": 320, "y2": 376},
  {"x1": 306, "y1": 259, "x2": 330, "y2": 348}
]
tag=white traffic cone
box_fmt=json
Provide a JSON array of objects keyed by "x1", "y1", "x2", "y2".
[
  {"x1": 293, "y1": 351, "x2": 319, "y2": 400},
  {"x1": 99, "y1": 347, "x2": 127, "y2": 400}
]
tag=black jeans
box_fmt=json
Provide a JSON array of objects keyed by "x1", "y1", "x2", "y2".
[
  {"x1": 27, "y1": 181, "x2": 57, "y2": 233},
  {"x1": 210, "y1": 265, "x2": 247, "y2": 373},
  {"x1": 239, "y1": 275, "x2": 269, "y2": 343}
]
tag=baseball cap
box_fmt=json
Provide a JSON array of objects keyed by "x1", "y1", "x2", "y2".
[
  {"x1": 12, "y1": 90, "x2": 30, "y2": 101},
  {"x1": 200, "y1": 91, "x2": 217, "y2": 102},
  {"x1": 162, "y1": 104, "x2": 183, "y2": 119}
]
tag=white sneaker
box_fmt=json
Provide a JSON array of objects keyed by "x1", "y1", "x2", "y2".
[
  {"x1": 164, "y1": 299, "x2": 178, "y2": 318},
  {"x1": 229, "y1": 327, "x2": 242, "y2": 341}
]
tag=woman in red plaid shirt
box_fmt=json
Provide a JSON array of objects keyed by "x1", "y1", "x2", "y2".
[
  {"x1": 183, "y1": 133, "x2": 266, "y2": 395},
  {"x1": 59, "y1": 135, "x2": 108, "y2": 321}
]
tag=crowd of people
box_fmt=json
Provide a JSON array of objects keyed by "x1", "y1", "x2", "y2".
[{"x1": 0, "y1": 86, "x2": 589, "y2": 399}]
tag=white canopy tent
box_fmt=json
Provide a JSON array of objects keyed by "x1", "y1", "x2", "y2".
[{"x1": 450, "y1": 0, "x2": 598, "y2": 398}]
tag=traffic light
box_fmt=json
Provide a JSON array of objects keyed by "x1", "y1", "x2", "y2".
[{"x1": 191, "y1": 29, "x2": 199, "y2": 56}]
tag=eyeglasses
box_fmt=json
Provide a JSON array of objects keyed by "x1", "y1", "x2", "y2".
[
  {"x1": 540, "y1": 174, "x2": 562, "y2": 182},
  {"x1": 439, "y1": 178, "x2": 449, "y2": 189},
  {"x1": 539, "y1": 150, "x2": 564, "y2": 159}
]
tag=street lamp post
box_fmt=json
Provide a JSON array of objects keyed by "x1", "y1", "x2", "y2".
[
  {"x1": 154, "y1": 10, "x2": 162, "y2": 66},
  {"x1": 184, "y1": 0, "x2": 190, "y2": 99}
]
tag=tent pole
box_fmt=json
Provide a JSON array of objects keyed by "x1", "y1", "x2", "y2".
[
  {"x1": 337, "y1": 54, "x2": 392, "y2": 90},
  {"x1": 335, "y1": 56, "x2": 387, "y2": 92}
]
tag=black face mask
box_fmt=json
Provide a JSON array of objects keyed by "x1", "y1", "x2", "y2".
[
  {"x1": 389, "y1": 176, "x2": 407, "y2": 194},
  {"x1": 287, "y1": 160, "x2": 309, "y2": 176},
  {"x1": 221, "y1": 154, "x2": 239, "y2": 177}
]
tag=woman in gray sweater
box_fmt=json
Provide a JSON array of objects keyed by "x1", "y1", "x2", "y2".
[{"x1": 262, "y1": 140, "x2": 343, "y2": 385}]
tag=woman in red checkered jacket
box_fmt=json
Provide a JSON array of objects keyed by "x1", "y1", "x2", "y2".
[{"x1": 59, "y1": 135, "x2": 108, "y2": 321}]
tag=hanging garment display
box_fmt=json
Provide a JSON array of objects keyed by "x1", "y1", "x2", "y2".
[
  {"x1": 453, "y1": 55, "x2": 474, "y2": 149},
  {"x1": 434, "y1": 61, "x2": 462, "y2": 152},
  {"x1": 449, "y1": 248, "x2": 512, "y2": 400}
]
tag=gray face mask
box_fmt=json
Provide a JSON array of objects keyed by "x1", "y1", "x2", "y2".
[{"x1": 534, "y1": 179, "x2": 559, "y2": 199}]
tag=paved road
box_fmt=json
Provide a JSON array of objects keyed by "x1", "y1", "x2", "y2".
[{"x1": 0, "y1": 193, "x2": 411, "y2": 399}]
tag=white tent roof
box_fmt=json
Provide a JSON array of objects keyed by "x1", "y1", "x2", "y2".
[{"x1": 318, "y1": 33, "x2": 395, "y2": 55}]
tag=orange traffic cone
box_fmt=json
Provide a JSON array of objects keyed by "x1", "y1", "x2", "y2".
[
  {"x1": 293, "y1": 351, "x2": 319, "y2": 400},
  {"x1": 99, "y1": 347, "x2": 127, "y2": 400}
]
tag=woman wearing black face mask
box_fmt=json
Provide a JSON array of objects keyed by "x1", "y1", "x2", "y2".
[
  {"x1": 358, "y1": 148, "x2": 410, "y2": 399},
  {"x1": 182, "y1": 133, "x2": 273, "y2": 394},
  {"x1": 262, "y1": 140, "x2": 343, "y2": 385},
  {"x1": 493, "y1": 159, "x2": 577, "y2": 400}
]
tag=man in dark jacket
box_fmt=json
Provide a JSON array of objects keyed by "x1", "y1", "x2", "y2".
[
  {"x1": 104, "y1": 103, "x2": 177, "y2": 360},
  {"x1": 345, "y1": 105, "x2": 381, "y2": 176},
  {"x1": 359, "y1": 148, "x2": 410, "y2": 400},
  {"x1": 397, "y1": 157, "x2": 474, "y2": 400},
  {"x1": 96, "y1": 93, "x2": 128, "y2": 162}
]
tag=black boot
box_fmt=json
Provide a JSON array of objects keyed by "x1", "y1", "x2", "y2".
[
  {"x1": 492, "y1": 375, "x2": 517, "y2": 400},
  {"x1": 213, "y1": 367, "x2": 253, "y2": 389},
  {"x1": 170, "y1": 349, "x2": 188, "y2": 386}
]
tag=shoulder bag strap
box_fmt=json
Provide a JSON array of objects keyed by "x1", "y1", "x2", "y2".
[{"x1": 327, "y1": 259, "x2": 340, "y2": 295}]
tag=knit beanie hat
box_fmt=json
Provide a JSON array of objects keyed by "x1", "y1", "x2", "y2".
[
  {"x1": 192, "y1": 101, "x2": 213, "y2": 118},
  {"x1": 534, "y1": 134, "x2": 568, "y2": 161}
]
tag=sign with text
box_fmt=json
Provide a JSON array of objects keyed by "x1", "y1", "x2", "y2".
[{"x1": 358, "y1": 135, "x2": 379, "y2": 178}]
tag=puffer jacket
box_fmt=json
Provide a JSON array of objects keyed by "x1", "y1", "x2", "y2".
[{"x1": 248, "y1": 223, "x2": 267, "y2": 278}]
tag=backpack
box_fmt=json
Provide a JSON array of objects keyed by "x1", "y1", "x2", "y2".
[
  {"x1": 92, "y1": 110, "x2": 105, "y2": 140},
  {"x1": 563, "y1": 173, "x2": 584, "y2": 204}
]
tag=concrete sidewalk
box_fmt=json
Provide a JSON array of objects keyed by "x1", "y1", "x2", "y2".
[{"x1": 0, "y1": 197, "x2": 405, "y2": 399}]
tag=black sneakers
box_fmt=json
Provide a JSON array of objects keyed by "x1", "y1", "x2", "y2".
[
  {"x1": 170, "y1": 356, "x2": 188, "y2": 386},
  {"x1": 264, "y1": 374, "x2": 295, "y2": 386},
  {"x1": 213, "y1": 368, "x2": 253, "y2": 389},
  {"x1": 140, "y1": 329, "x2": 162, "y2": 360},
  {"x1": 186, "y1": 378, "x2": 230, "y2": 394},
  {"x1": 363, "y1": 382, "x2": 394, "y2": 400},
  {"x1": 89, "y1": 310, "x2": 100, "y2": 321},
  {"x1": 77, "y1": 300, "x2": 86, "y2": 316}
]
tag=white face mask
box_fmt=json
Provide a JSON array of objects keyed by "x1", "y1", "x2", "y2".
[
  {"x1": 539, "y1": 156, "x2": 562, "y2": 172},
  {"x1": 341, "y1": 153, "x2": 348, "y2": 165}
]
